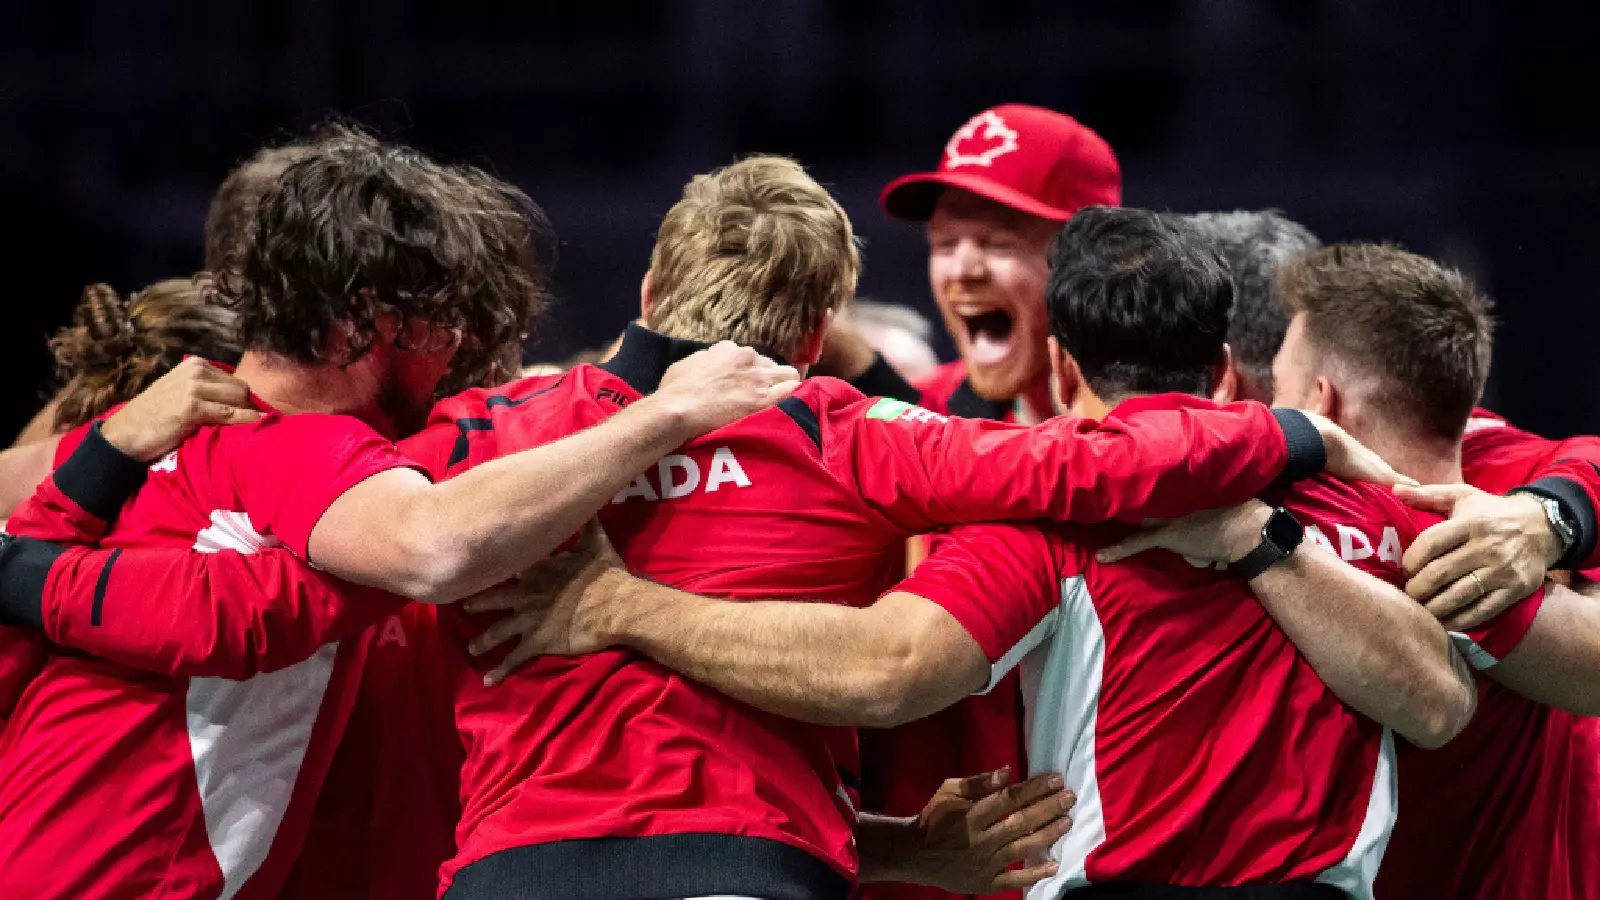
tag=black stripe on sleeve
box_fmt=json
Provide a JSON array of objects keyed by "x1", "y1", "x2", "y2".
[
  {"x1": 90, "y1": 548, "x2": 122, "y2": 628},
  {"x1": 776, "y1": 396, "x2": 822, "y2": 452},
  {"x1": 848, "y1": 354, "x2": 922, "y2": 405},
  {"x1": 1515, "y1": 473, "x2": 1599, "y2": 571},
  {"x1": 1270, "y1": 408, "x2": 1327, "y2": 486},
  {"x1": 0, "y1": 534, "x2": 64, "y2": 629},
  {"x1": 52, "y1": 422, "x2": 149, "y2": 522}
]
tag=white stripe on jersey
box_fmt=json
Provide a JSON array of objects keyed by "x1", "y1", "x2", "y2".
[
  {"x1": 1314, "y1": 729, "x2": 1397, "y2": 900},
  {"x1": 1018, "y1": 575, "x2": 1105, "y2": 897},
  {"x1": 187, "y1": 509, "x2": 337, "y2": 899}
]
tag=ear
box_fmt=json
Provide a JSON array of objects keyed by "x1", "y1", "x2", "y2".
[
  {"x1": 796, "y1": 309, "x2": 834, "y2": 368},
  {"x1": 1047, "y1": 335, "x2": 1081, "y2": 415},
  {"x1": 1210, "y1": 344, "x2": 1238, "y2": 405},
  {"x1": 639, "y1": 271, "x2": 655, "y2": 323},
  {"x1": 1312, "y1": 375, "x2": 1339, "y2": 420}
]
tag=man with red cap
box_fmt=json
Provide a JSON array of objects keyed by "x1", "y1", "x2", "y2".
[
  {"x1": 829, "y1": 102, "x2": 1121, "y2": 424},
  {"x1": 821, "y1": 104, "x2": 1121, "y2": 900}
]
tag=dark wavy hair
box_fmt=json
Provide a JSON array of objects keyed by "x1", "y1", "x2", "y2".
[
  {"x1": 216, "y1": 123, "x2": 553, "y2": 393},
  {"x1": 51, "y1": 275, "x2": 242, "y2": 431},
  {"x1": 204, "y1": 143, "x2": 312, "y2": 274},
  {"x1": 1046, "y1": 206, "x2": 1235, "y2": 401}
]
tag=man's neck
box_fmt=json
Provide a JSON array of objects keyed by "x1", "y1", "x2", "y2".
[
  {"x1": 1353, "y1": 430, "x2": 1464, "y2": 486},
  {"x1": 232, "y1": 351, "x2": 395, "y2": 438}
]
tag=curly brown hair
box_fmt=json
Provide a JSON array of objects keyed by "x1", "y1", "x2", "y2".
[
  {"x1": 216, "y1": 123, "x2": 552, "y2": 393},
  {"x1": 204, "y1": 143, "x2": 312, "y2": 274},
  {"x1": 51, "y1": 275, "x2": 243, "y2": 431}
]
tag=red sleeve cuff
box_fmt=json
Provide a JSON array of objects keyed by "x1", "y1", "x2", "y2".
[{"x1": 1450, "y1": 584, "x2": 1546, "y2": 669}]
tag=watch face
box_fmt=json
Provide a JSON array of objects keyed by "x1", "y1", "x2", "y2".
[{"x1": 1264, "y1": 508, "x2": 1304, "y2": 551}]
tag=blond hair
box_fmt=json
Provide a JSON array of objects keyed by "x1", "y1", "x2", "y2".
[{"x1": 647, "y1": 155, "x2": 860, "y2": 361}]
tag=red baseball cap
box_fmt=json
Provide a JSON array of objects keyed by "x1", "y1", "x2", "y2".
[{"x1": 881, "y1": 103, "x2": 1122, "y2": 222}]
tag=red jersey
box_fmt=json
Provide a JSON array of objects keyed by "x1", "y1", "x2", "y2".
[
  {"x1": 422, "y1": 326, "x2": 1311, "y2": 899},
  {"x1": 9, "y1": 431, "x2": 465, "y2": 900},
  {"x1": 1372, "y1": 409, "x2": 1600, "y2": 900},
  {"x1": 898, "y1": 465, "x2": 1541, "y2": 897},
  {"x1": 0, "y1": 410, "x2": 416, "y2": 900},
  {"x1": 857, "y1": 357, "x2": 1028, "y2": 900}
]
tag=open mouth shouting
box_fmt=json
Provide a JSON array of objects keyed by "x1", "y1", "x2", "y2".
[{"x1": 955, "y1": 304, "x2": 1016, "y2": 368}]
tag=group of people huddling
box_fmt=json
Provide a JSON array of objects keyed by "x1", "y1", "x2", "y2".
[{"x1": 0, "y1": 103, "x2": 1594, "y2": 900}]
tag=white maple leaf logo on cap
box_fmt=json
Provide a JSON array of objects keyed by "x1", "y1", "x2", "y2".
[{"x1": 944, "y1": 111, "x2": 1020, "y2": 168}]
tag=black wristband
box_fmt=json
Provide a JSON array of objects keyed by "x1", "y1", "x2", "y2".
[
  {"x1": 0, "y1": 533, "x2": 63, "y2": 629},
  {"x1": 1269, "y1": 408, "x2": 1327, "y2": 486},
  {"x1": 52, "y1": 421, "x2": 149, "y2": 522},
  {"x1": 1514, "y1": 474, "x2": 1598, "y2": 571},
  {"x1": 848, "y1": 354, "x2": 923, "y2": 405}
]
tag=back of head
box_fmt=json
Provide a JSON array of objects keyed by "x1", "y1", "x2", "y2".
[
  {"x1": 1182, "y1": 210, "x2": 1320, "y2": 395},
  {"x1": 646, "y1": 155, "x2": 860, "y2": 362},
  {"x1": 218, "y1": 122, "x2": 554, "y2": 394},
  {"x1": 205, "y1": 144, "x2": 313, "y2": 274},
  {"x1": 1276, "y1": 243, "x2": 1493, "y2": 442},
  {"x1": 51, "y1": 275, "x2": 242, "y2": 431},
  {"x1": 1046, "y1": 206, "x2": 1235, "y2": 400}
]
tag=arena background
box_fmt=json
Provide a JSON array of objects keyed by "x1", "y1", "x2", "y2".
[{"x1": 4, "y1": 2, "x2": 1597, "y2": 439}]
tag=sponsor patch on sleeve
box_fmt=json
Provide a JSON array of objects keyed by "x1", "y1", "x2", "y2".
[
  {"x1": 864, "y1": 397, "x2": 948, "y2": 424},
  {"x1": 865, "y1": 398, "x2": 914, "y2": 420}
]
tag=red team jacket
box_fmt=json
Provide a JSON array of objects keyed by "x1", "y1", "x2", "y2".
[{"x1": 898, "y1": 445, "x2": 1542, "y2": 898}]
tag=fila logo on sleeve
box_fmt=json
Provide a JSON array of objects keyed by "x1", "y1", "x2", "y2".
[{"x1": 612, "y1": 447, "x2": 752, "y2": 504}]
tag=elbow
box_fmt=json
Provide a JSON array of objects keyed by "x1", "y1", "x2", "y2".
[
  {"x1": 1399, "y1": 671, "x2": 1477, "y2": 750},
  {"x1": 852, "y1": 645, "x2": 932, "y2": 729},
  {"x1": 853, "y1": 628, "x2": 950, "y2": 729},
  {"x1": 385, "y1": 501, "x2": 473, "y2": 605}
]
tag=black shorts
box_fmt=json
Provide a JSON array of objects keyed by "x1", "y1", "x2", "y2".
[{"x1": 1067, "y1": 884, "x2": 1346, "y2": 900}]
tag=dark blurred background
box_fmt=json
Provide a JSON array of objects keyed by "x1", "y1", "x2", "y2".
[{"x1": 4, "y1": 1, "x2": 1598, "y2": 438}]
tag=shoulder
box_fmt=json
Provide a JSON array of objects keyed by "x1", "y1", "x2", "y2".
[
  {"x1": 1285, "y1": 475, "x2": 1411, "y2": 522},
  {"x1": 425, "y1": 368, "x2": 606, "y2": 426},
  {"x1": 794, "y1": 376, "x2": 867, "y2": 407}
]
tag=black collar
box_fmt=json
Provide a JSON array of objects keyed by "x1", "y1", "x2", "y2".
[
  {"x1": 598, "y1": 323, "x2": 791, "y2": 395},
  {"x1": 946, "y1": 377, "x2": 1011, "y2": 420}
]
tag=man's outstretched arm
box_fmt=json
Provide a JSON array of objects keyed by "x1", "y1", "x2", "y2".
[
  {"x1": 309, "y1": 343, "x2": 798, "y2": 604},
  {"x1": 465, "y1": 520, "x2": 1065, "y2": 722},
  {"x1": 830, "y1": 387, "x2": 1404, "y2": 535},
  {"x1": 1098, "y1": 500, "x2": 1478, "y2": 749}
]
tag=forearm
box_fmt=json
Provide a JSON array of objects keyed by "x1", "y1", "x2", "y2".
[
  {"x1": 1253, "y1": 544, "x2": 1475, "y2": 747},
  {"x1": 607, "y1": 579, "x2": 946, "y2": 727},
  {"x1": 400, "y1": 396, "x2": 697, "y2": 602}
]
